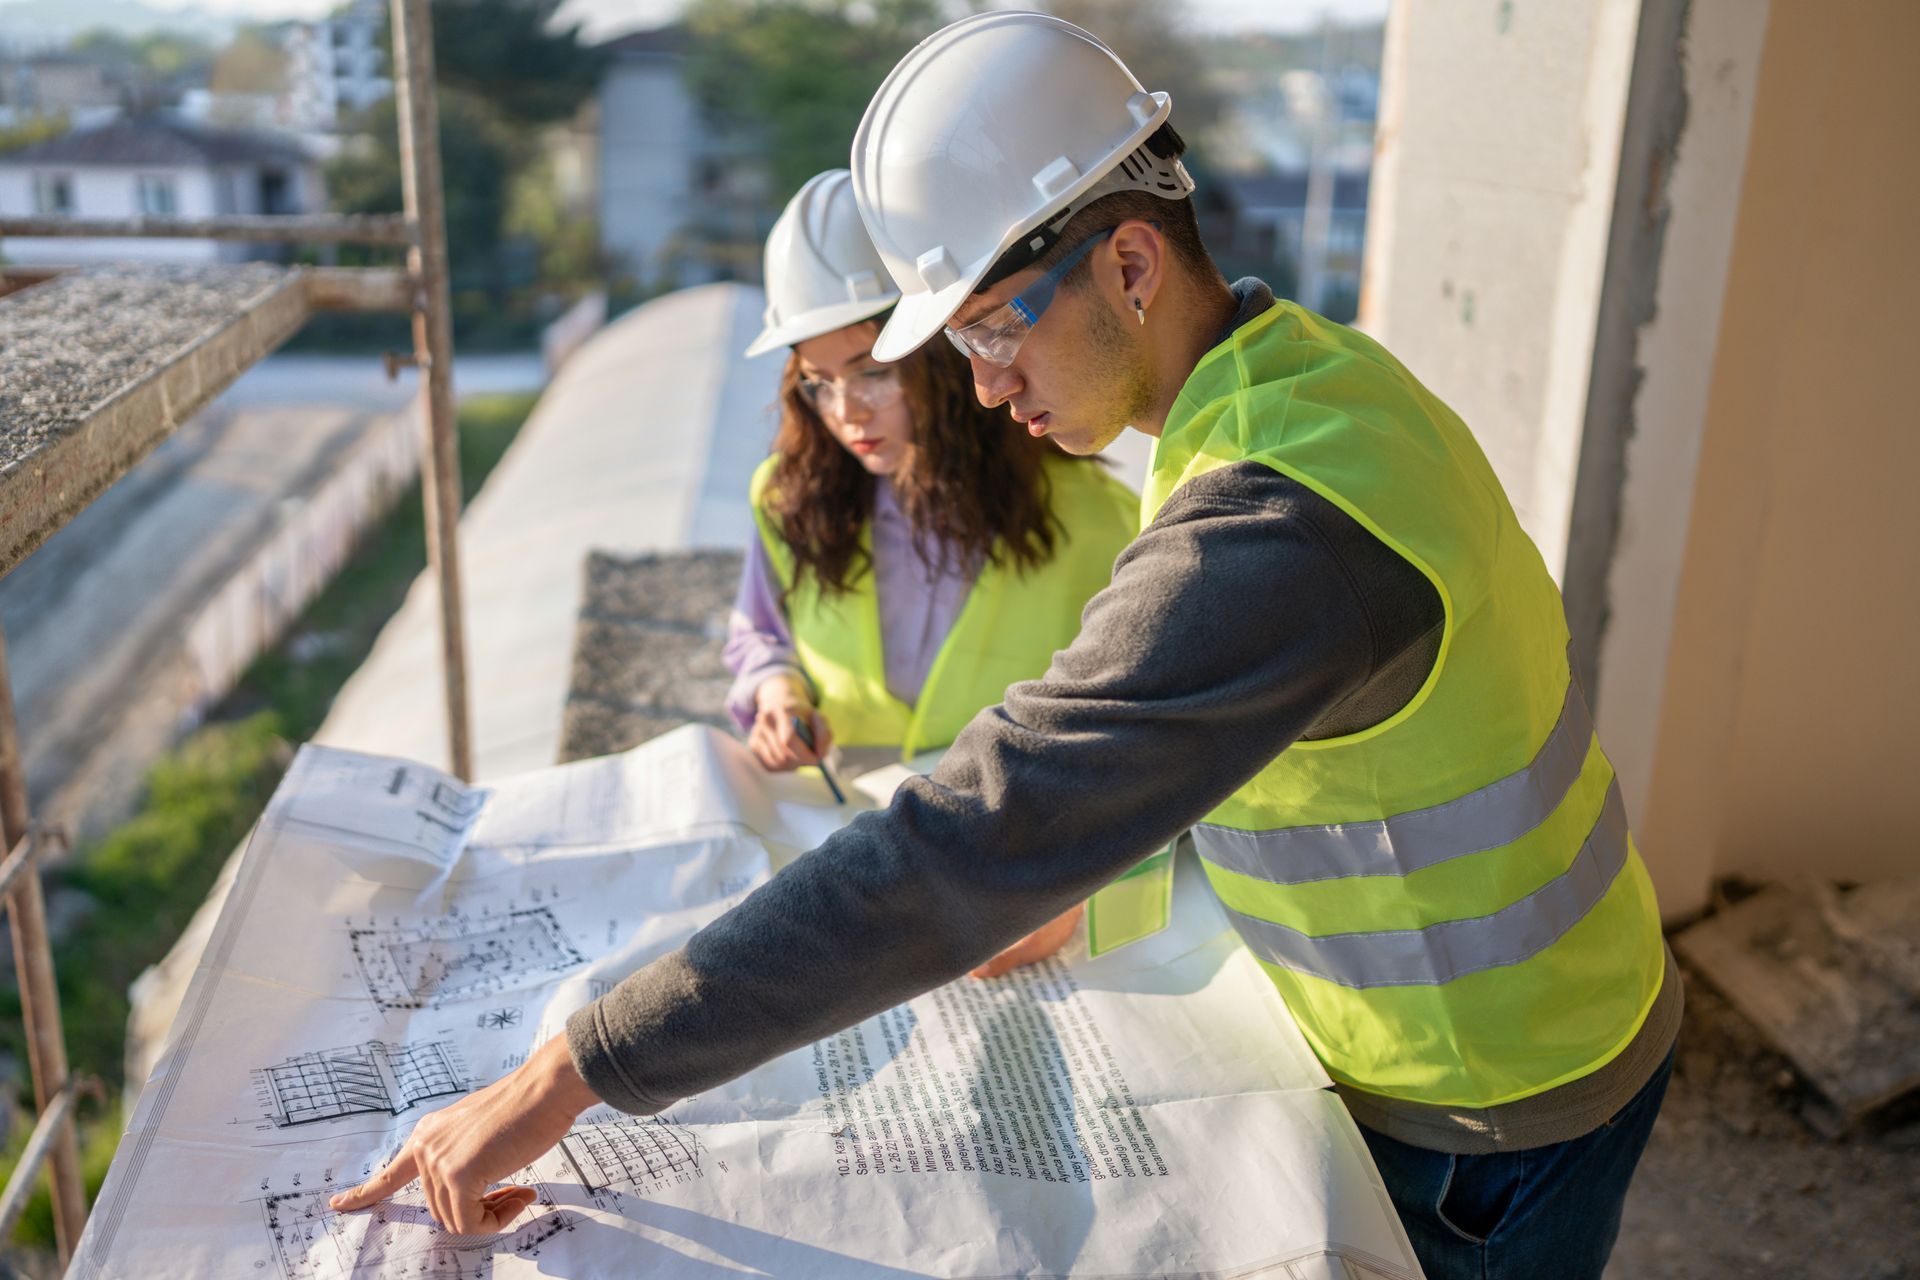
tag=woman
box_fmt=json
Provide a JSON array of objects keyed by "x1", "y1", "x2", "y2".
[
  {"x1": 727, "y1": 168, "x2": 1137, "y2": 781},
  {"x1": 727, "y1": 175, "x2": 1139, "y2": 972}
]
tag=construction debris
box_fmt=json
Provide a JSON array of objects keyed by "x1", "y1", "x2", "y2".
[{"x1": 1674, "y1": 876, "x2": 1920, "y2": 1131}]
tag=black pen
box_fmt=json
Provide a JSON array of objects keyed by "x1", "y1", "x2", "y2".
[{"x1": 791, "y1": 714, "x2": 846, "y2": 805}]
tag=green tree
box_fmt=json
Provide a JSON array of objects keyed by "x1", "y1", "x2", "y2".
[
  {"x1": 428, "y1": 0, "x2": 608, "y2": 128},
  {"x1": 327, "y1": 93, "x2": 513, "y2": 291},
  {"x1": 0, "y1": 112, "x2": 69, "y2": 155},
  {"x1": 683, "y1": 0, "x2": 954, "y2": 207},
  {"x1": 505, "y1": 142, "x2": 606, "y2": 288},
  {"x1": 322, "y1": 0, "x2": 606, "y2": 343},
  {"x1": 69, "y1": 28, "x2": 217, "y2": 83},
  {"x1": 1040, "y1": 0, "x2": 1223, "y2": 160}
]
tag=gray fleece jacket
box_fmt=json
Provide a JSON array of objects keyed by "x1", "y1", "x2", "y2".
[{"x1": 566, "y1": 280, "x2": 1679, "y2": 1155}]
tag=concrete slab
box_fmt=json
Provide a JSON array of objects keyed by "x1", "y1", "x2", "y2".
[
  {"x1": 0, "y1": 264, "x2": 309, "y2": 575},
  {"x1": 558, "y1": 549, "x2": 740, "y2": 763}
]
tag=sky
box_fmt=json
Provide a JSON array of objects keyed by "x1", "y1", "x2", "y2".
[{"x1": 0, "y1": 0, "x2": 1392, "y2": 40}]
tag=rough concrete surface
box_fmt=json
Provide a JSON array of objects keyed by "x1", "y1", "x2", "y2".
[
  {"x1": 0, "y1": 264, "x2": 288, "y2": 471},
  {"x1": 1607, "y1": 958, "x2": 1920, "y2": 1278},
  {"x1": 558, "y1": 549, "x2": 741, "y2": 762}
]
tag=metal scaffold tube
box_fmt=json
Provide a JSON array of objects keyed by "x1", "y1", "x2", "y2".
[
  {"x1": 0, "y1": 630, "x2": 87, "y2": 1264},
  {"x1": 391, "y1": 0, "x2": 475, "y2": 781}
]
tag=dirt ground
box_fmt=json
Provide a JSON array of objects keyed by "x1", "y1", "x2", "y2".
[{"x1": 1605, "y1": 961, "x2": 1920, "y2": 1278}]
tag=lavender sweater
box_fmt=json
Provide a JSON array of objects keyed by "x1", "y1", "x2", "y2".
[{"x1": 722, "y1": 476, "x2": 975, "y2": 734}]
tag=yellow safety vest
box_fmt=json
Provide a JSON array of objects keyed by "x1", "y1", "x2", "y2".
[
  {"x1": 750, "y1": 453, "x2": 1138, "y2": 760},
  {"x1": 1146, "y1": 302, "x2": 1666, "y2": 1108}
]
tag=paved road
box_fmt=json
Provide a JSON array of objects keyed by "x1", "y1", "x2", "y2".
[
  {"x1": 0, "y1": 352, "x2": 545, "y2": 840},
  {"x1": 214, "y1": 351, "x2": 547, "y2": 411}
]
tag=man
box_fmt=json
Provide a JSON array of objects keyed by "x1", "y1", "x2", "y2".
[{"x1": 335, "y1": 14, "x2": 1679, "y2": 1277}]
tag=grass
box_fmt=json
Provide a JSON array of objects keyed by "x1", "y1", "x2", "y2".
[{"x1": 0, "y1": 391, "x2": 538, "y2": 1254}]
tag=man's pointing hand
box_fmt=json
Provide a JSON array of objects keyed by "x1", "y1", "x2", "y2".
[{"x1": 329, "y1": 1035, "x2": 601, "y2": 1234}]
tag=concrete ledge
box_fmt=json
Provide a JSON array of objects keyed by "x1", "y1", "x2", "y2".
[
  {"x1": 558, "y1": 549, "x2": 741, "y2": 762},
  {"x1": 0, "y1": 264, "x2": 312, "y2": 576}
]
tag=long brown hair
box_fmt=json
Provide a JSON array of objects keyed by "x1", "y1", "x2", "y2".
[{"x1": 765, "y1": 322, "x2": 1092, "y2": 597}]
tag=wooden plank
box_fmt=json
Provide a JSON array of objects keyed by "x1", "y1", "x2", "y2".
[
  {"x1": 305, "y1": 265, "x2": 415, "y2": 313},
  {"x1": 392, "y1": 0, "x2": 474, "y2": 780},
  {"x1": 1674, "y1": 876, "x2": 1920, "y2": 1127},
  {"x1": 0, "y1": 264, "x2": 313, "y2": 577}
]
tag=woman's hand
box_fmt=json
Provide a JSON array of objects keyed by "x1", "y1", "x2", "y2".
[
  {"x1": 748, "y1": 675, "x2": 834, "y2": 771},
  {"x1": 971, "y1": 903, "x2": 1084, "y2": 978}
]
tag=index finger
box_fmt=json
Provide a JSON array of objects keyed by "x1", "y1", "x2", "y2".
[{"x1": 329, "y1": 1147, "x2": 419, "y2": 1212}]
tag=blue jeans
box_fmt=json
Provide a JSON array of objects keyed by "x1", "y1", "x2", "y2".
[{"x1": 1357, "y1": 1049, "x2": 1673, "y2": 1280}]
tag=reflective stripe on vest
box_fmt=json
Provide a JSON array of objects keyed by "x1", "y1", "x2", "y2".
[
  {"x1": 1194, "y1": 653, "x2": 1593, "y2": 886},
  {"x1": 1217, "y1": 776, "x2": 1629, "y2": 988}
]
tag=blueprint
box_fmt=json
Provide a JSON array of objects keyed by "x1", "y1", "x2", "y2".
[{"x1": 73, "y1": 725, "x2": 1423, "y2": 1279}]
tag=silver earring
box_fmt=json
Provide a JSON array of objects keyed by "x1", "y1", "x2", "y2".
[{"x1": 1133, "y1": 297, "x2": 1146, "y2": 325}]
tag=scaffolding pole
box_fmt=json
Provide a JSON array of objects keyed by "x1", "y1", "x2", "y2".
[
  {"x1": 391, "y1": 0, "x2": 475, "y2": 781},
  {"x1": 0, "y1": 630, "x2": 86, "y2": 1265}
]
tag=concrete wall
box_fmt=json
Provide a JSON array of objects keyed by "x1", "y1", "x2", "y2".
[
  {"x1": 1590, "y1": 0, "x2": 1771, "y2": 911},
  {"x1": 1635, "y1": 0, "x2": 1920, "y2": 906},
  {"x1": 1364, "y1": 0, "x2": 1642, "y2": 576},
  {"x1": 1358, "y1": 0, "x2": 1920, "y2": 915}
]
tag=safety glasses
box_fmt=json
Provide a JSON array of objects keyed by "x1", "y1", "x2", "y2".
[
  {"x1": 944, "y1": 226, "x2": 1118, "y2": 368},
  {"x1": 796, "y1": 364, "x2": 904, "y2": 420}
]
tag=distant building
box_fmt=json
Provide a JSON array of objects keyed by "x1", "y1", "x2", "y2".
[
  {"x1": 1207, "y1": 65, "x2": 1379, "y2": 176},
  {"x1": 595, "y1": 26, "x2": 771, "y2": 291},
  {"x1": 1199, "y1": 170, "x2": 1371, "y2": 319},
  {"x1": 282, "y1": 0, "x2": 391, "y2": 133},
  {"x1": 0, "y1": 115, "x2": 324, "y2": 264},
  {"x1": 0, "y1": 52, "x2": 124, "y2": 124},
  {"x1": 178, "y1": 88, "x2": 291, "y2": 133}
]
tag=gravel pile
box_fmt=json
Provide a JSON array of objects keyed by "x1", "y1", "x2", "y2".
[
  {"x1": 559, "y1": 548, "x2": 743, "y2": 762},
  {"x1": 0, "y1": 263, "x2": 290, "y2": 474}
]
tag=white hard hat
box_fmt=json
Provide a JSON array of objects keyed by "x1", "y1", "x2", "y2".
[
  {"x1": 852, "y1": 11, "x2": 1194, "y2": 362},
  {"x1": 744, "y1": 169, "x2": 901, "y2": 358}
]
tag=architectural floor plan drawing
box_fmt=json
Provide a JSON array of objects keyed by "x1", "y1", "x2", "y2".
[
  {"x1": 558, "y1": 1117, "x2": 703, "y2": 1198},
  {"x1": 348, "y1": 909, "x2": 585, "y2": 1011},
  {"x1": 259, "y1": 1041, "x2": 470, "y2": 1129},
  {"x1": 270, "y1": 754, "x2": 493, "y2": 870},
  {"x1": 73, "y1": 726, "x2": 1425, "y2": 1279},
  {"x1": 260, "y1": 1179, "x2": 576, "y2": 1280}
]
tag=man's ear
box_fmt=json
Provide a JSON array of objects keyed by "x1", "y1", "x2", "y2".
[{"x1": 1106, "y1": 219, "x2": 1167, "y2": 314}]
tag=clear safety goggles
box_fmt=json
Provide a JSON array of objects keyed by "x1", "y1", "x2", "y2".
[
  {"x1": 797, "y1": 364, "x2": 905, "y2": 419},
  {"x1": 944, "y1": 226, "x2": 1117, "y2": 368}
]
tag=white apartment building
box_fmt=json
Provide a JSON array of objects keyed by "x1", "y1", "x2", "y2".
[{"x1": 282, "y1": 0, "x2": 392, "y2": 133}]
